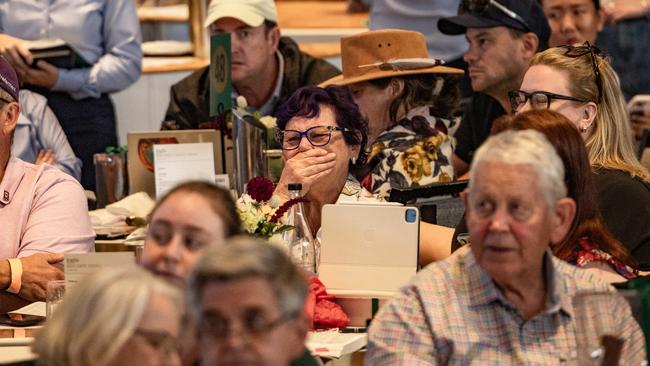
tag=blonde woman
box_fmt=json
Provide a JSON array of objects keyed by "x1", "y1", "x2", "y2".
[
  {"x1": 510, "y1": 42, "x2": 650, "y2": 268},
  {"x1": 32, "y1": 267, "x2": 183, "y2": 366}
]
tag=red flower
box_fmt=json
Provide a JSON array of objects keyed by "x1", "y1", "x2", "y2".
[
  {"x1": 270, "y1": 197, "x2": 308, "y2": 223},
  {"x1": 246, "y1": 176, "x2": 275, "y2": 202}
]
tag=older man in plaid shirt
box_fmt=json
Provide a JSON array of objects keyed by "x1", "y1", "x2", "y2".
[{"x1": 366, "y1": 129, "x2": 646, "y2": 365}]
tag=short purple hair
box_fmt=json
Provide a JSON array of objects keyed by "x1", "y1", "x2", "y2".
[{"x1": 276, "y1": 85, "x2": 368, "y2": 164}]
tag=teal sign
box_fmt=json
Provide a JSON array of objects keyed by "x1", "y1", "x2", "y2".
[{"x1": 209, "y1": 33, "x2": 232, "y2": 118}]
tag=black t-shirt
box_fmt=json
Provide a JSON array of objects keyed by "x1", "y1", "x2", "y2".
[
  {"x1": 454, "y1": 93, "x2": 506, "y2": 164},
  {"x1": 593, "y1": 168, "x2": 650, "y2": 270}
]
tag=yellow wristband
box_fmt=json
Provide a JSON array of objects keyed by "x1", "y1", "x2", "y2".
[{"x1": 7, "y1": 258, "x2": 22, "y2": 294}]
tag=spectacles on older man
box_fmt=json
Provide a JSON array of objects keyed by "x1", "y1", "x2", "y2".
[
  {"x1": 199, "y1": 309, "x2": 296, "y2": 341},
  {"x1": 508, "y1": 90, "x2": 588, "y2": 113},
  {"x1": 559, "y1": 41, "x2": 605, "y2": 103},
  {"x1": 277, "y1": 125, "x2": 349, "y2": 151},
  {"x1": 459, "y1": 0, "x2": 530, "y2": 31}
]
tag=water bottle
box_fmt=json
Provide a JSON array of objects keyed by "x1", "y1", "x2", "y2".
[{"x1": 282, "y1": 183, "x2": 318, "y2": 275}]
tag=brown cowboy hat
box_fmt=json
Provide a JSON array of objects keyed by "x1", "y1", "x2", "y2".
[{"x1": 321, "y1": 29, "x2": 463, "y2": 87}]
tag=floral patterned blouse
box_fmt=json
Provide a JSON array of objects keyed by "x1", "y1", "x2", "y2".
[
  {"x1": 360, "y1": 105, "x2": 458, "y2": 199},
  {"x1": 575, "y1": 238, "x2": 637, "y2": 279}
]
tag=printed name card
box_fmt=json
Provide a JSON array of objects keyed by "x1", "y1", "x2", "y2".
[
  {"x1": 154, "y1": 142, "x2": 215, "y2": 198},
  {"x1": 64, "y1": 252, "x2": 135, "y2": 286}
]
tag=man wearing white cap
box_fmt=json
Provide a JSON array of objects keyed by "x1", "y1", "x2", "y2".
[{"x1": 163, "y1": 0, "x2": 340, "y2": 130}]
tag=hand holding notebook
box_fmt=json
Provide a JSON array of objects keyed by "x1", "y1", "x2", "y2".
[{"x1": 24, "y1": 39, "x2": 91, "y2": 69}]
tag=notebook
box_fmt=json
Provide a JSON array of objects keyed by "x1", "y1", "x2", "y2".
[
  {"x1": 25, "y1": 38, "x2": 91, "y2": 69},
  {"x1": 319, "y1": 203, "x2": 419, "y2": 298},
  {"x1": 126, "y1": 130, "x2": 223, "y2": 197}
]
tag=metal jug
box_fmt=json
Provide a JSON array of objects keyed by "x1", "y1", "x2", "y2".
[{"x1": 232, "y1": 109, "x2": 267, "y2": 194}]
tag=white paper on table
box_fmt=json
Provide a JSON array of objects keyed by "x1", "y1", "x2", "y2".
[
  {"x1": 64, "y1": 253, "x2": 135, "y2": 286},
  {"x1": 306, "y1": 329, "x2": 367, "y2": 359},
  {"x1": 215, "y1": 174, "x2": 230, "y2": 190},
  {"x1": 154, "y1": 142, "x2": 215, "y2": 198},
  {"x1": 8, "y1": 302, "x2": 46, "y2": 317}
]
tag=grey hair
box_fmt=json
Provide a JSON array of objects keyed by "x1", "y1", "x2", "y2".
[
  {"x1": 188, "y1": 236, "x2": 308, "y2": 322},
  {"x1": 32, "y1": 267, "x2": 183, "y2": 366},
  {"x1": 469, "y1": 129, "x2": 567, "y2": 205}
]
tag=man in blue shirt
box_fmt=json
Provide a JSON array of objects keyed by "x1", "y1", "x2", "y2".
[{"x1": 0, "y1": 0, "x2": 142, "y2": 190}]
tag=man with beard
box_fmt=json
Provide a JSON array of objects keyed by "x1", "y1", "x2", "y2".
[{"x1": 437, "y1": 0, "x2": 550, "y2": 176}]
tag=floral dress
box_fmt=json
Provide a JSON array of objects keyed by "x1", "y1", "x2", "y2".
[
  {"x1": 575, "y1": 238, "x2": 637, "y2": 279},
  {"x1": 360, "y1": 105, "x2": 458, "y2": 199}
]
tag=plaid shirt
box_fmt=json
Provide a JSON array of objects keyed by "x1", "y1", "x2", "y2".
[{"x1": 366, "y1": 246, "x2": 646, "y2": 365}]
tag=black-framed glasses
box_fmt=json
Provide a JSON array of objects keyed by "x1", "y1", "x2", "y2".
[
  {"x1": 277, "y1": 125, "x2": 349, "y2": 151},
  {"x1": 459, "y1": 0, "x2": 530, "y2": 31},
  {"x1": 199, "y1": 310, "x2": 295, "y2": 341},
  {"x1": 560, "y1": 41, "x2": 604, "y2": 103},
  {"x1": 508, "y1": 90, "x2": 588, "y2": 113},
  {"x1": 134, "y1": 329, "x2": 179, "y2": 356}
]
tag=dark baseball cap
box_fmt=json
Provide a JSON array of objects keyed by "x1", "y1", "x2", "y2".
[
  {"x1": 0, "y1": 56, "x2": 19, "y2": 102},
  {"x1": 438, "y1": 0, "x2": 550, "y2": 46}
]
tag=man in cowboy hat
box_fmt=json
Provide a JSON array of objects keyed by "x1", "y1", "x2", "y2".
[
  {"x1": 321, "y1": 29, "x2": 464, "y2": 199},
  {"x1": 438, "y1": 0, "x2": 551, "y2": 177},
  {"x1": 0, "y1": 56, "x2": 93, "y2": 312},
  {"x1": 162, "y1": 0, "x2": 340, "y2": 130}
]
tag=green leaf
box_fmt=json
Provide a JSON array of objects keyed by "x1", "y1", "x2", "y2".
[{"x1": 272, "y1": 225, "x2": 294, "y2": 235}]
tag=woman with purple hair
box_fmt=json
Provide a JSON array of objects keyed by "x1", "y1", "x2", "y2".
[
  {"x1": 273, "y1": 85, "x2": 372, "y2": 237},
  {"x1": 272, "y1": 85, "x2": 449, "y2": 265}
]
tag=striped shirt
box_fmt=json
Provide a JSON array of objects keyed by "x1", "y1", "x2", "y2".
[{"x1": 366, "y1": 246, "x2": 646, "y2": 365}]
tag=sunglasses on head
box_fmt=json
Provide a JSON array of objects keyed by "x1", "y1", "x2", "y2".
[
  {"x1": 559, "y1": 41, "x2": 605, "y2": 103},
  {"x1": 459, "y1": 0, "x2": 530, "y2": 31}
]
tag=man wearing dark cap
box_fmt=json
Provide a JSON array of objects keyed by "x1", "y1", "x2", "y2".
[
  {"x1": 0, "y1": 57, "x2": 93, "y2": 312},
  {"x1": 437, "y1": 0, "x2": 551, "y2": 176},
  {"x1": 162, "y1": 0, "x2": 340, "y2": 130}
]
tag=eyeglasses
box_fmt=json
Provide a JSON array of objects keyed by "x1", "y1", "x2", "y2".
[
  {"x1": 508, "y1": 90, "x2": 588, "y2": 113},
  {"x1": 560, "y1": 41, "x2": 604, "y2": 102},
  {"x1": 277, "y1": 125, "x2": 349, "y2": 151},
  {"x1": 459, "y1": 0, "x2": 530, "y2": 31},
  {"x1": 134, "y1": 329, "x2": 179, "y2": 356},
  {"x1": 199, "y1": 310, "x2": 294, "y2": 341}
]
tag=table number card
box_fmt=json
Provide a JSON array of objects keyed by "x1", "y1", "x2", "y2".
[{"x1": 64, "y1": 252, "x2": 135, "y2": 286}]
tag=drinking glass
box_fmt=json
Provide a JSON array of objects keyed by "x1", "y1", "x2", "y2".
[{"x1": 46, "y1": 280, "x2": 66, "y2": 318}]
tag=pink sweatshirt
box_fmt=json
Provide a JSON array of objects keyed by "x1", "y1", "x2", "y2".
[{"x1": 1, "y1": 157, "x2": 94, "y2": 258}]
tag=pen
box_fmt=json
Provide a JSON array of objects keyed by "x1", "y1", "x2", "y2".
[{"x1": 338, "y1": 327, "x2": 367, "y2": 333}]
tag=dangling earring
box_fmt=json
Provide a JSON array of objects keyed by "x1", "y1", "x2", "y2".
[{"x1": 351, "y1": 156, "x2": 357, "y2": 165}]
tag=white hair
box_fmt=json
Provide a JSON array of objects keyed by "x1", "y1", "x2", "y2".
[
  {"x1": 32, "y1": 267, "x2": 182, "y2": 366},
  {"x1": 469, "y1": 129, "x2": 567, "y2": 205}
]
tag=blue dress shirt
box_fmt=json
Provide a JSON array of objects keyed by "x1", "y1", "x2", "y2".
[
  {"x1": 0, "y1": 0, "x2": 142, "y2": 100},
  {"x1": 12, "y1": 90, "x2": 82, "y2": 180}
]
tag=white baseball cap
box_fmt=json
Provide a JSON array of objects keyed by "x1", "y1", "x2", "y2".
[{"x1": 204, "y1": 0, "x2": 278, "y2": 28}]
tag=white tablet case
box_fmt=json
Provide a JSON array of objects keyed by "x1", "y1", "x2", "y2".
[{"x1": 319, "y1": 203, "x2": 419, "y2": 297}]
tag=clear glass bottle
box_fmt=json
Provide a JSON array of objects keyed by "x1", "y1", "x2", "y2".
[{"x1": 282, "y1": 183, "x2": 318, "y2": 275}]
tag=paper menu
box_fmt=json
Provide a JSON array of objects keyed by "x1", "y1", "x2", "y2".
[
  {"x1": 306, "y1": 330, "x2": 367, "y2": 359},
  {"x1": 153, "y1": 142, "x2": 215, "y2": 198},
  {"x1": 8, "y1": 302, "x2": 46, "y2": 317},
  {"x1": 64, "y1": 252, "x2": 135, "y2": 286}
]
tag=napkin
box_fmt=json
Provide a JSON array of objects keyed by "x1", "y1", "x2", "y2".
[{"x1": 89, "y1": 192, "x2": 155, "y2": 227}]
